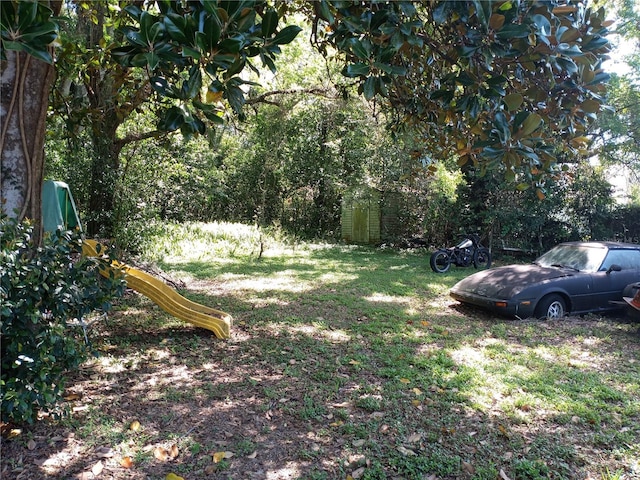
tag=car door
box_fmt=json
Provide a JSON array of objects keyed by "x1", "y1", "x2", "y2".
[{"x1": 589, "y1": 248, "x2": 640, "y2": 311}]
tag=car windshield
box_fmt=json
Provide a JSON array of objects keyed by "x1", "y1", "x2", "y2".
[{"x1": 534, "y1": 244, "x2": 607, "y2": 272}]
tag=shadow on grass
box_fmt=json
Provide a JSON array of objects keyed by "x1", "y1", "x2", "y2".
[{"x1": 3, "y1": 246, "x2": 639, "y2": 479}]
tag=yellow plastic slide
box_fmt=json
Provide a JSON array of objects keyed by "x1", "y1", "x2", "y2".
[{"x1": 82, "y1": 240, "x2": 232, "y2": 339}]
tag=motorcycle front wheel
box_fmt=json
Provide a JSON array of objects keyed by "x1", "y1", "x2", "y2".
[
  {"x1": 430, "y1": 249, "x2": 452, "y2": 273},
  {"x1": 473, "y1": 248, "x2": 492, "y2": 270}
]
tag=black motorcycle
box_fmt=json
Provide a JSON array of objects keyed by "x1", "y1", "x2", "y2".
[{"x1": 430, "y1": 233, "x2": 492, "y2": 273}]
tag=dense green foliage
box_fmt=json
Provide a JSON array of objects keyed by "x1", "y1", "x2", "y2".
[
  {"x1": 313, "y1": 1, "x2": 611, "y2": 193},
  {"x1": 5, "y1": 0, "x2": 616, "y2": 239},
  {"x1": 0, "y1": 217, "x2": 125, "y2": 424},
  {"x1": 47, "y1": 90, "x2": 637, "y2": 255}
]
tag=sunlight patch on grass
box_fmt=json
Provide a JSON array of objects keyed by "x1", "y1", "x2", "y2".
[
  {"x1": 216, "y1": 273, "x2": 313, "y2": 293},
  {"x1": 448, "y1": 342, "x2": 533, "y2": 414},
  {"x1": 212, "y1": 269, "x2": 358, "y2": 294},
  {"x1": 364, "y1": 293, "x2": 412, "y2": 304},
  {"x1": 289, "y1": 324, "x2": 352, "y2": 343},
  {"x1": 317, "y1": 271, "x2": 359, "y2": 283}
]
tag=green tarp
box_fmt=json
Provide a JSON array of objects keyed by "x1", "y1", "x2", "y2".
[{"x1": 42, "y1": 180, "x2": 82, "y2": 233}]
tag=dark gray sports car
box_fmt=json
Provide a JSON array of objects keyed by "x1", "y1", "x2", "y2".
[{"x1": 450, "y1": 241, "x2": 640, "y2": 319}]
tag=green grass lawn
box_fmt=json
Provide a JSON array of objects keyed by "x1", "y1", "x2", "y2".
[{"x1": 3, "y1": 222, "x2": 639, "y2": 480}]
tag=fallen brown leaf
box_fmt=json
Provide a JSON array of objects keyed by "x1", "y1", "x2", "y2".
[
  {"x1": 165, "y1": 473, "x2": 185, "y2": 480},
  {"x1": 154, "y1": 447, "x2": 169, "y2": 461},
  {"x1": 91, "y1": 460, "x2": 104, "y2": 476},
  {"x1": 213, "y1": 451, "x2": 234, "y2": 463},
  {"x1": 169, "y1": 444, "x2": 179, "y2": 459},
  {"x1": 462, "y1": 461, "x2": 475, "y2": 475},
  {"x1": 351, "y1": 466, "x2": 366, "y2": 479},
  {"x1": 95, "y1": 447, "x2": 113, "y2": 458},
  {"x1": 500, "y1": 469, "x2": 512, "y2": 480},
  {"x1": 397, "y1": 446, "x2": 416, "y2": 456}
]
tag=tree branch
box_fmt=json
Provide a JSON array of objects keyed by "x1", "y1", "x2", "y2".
[
  {"x1": 116, "y1": 129, "x2": 166, "y2": 150},
  {"x1": 245, "y1": 87, "x2": 335, "y2": 106}
]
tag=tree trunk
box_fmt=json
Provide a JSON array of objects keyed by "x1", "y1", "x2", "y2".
[
  {"x1": 86, "y1": 130, "x2": 121, "y2": 237},
  {"x1": 1, "y1": 50, "x2": 56, "y2": 245}
]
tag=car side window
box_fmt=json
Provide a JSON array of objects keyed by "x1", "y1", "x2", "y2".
[{"x1": 600, "y1": 249, "x2": 640, "y2": 271}]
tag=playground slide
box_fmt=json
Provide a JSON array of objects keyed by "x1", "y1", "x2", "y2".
[{"x1": 82, "y1": 240, "x2": 232, "y2": 339}]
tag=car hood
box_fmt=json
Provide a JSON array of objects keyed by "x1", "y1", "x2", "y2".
[{"x1": 451, "y1": 264, "x2": 574, "y2": 298}]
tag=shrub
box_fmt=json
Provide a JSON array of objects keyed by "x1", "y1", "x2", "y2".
[{"x1": 0, "y1": 216, "x2": 125, "y2": 424}]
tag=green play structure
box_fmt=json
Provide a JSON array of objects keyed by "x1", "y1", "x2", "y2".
[{"x1": 42, "y1": 180, "x2": 82, "y2": 233}]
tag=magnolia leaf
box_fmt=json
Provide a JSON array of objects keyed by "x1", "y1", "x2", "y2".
[
  {"x1": 560, "y1": 27, "x2": 580, "y2": 42},
  {"x1": 206, "y1": 90, "x2": 223, "y2": 103},
  {"x1": 261, "y1": 8, "x2": 278, "y2": 37},
  {"x1": 362, "y1": 76, "x2": 376, "y2": 100},
  {"x1": 271, "y1": 25, "x2": 302, "y2": 45},
  {"x1": 570, "y1": 136, "x2": 590, "y2": 147},
  {"x1": 129, "y1": 420, "x2": 141, "y2": 432},
  {"x1": 503, "y1": 93, "x2": 523, "y2": 111},
  {"x1": 421, "y1": 320, "x2": 430, "y2": 327},
  {"x1": 581, "y1": 99, "x2": 600, "y2": 114},
  {"x1": 536, "y1": 188, "x2": 546, "y2": 200},
  {"x1": 489, "y1": 13, "x2": 505, "y2": 30},
  {"x1": 399, "y1": 378, "x2": 410, "y2": 384},
  {"x1": 166, "y1": 474, "x2": 185, "y2": 480},
  {"x1": 412, "y1": 388, "x2": 422, "y2": 395},
  {"x1": 520, "y1": 113, "x2": 542, "y2": 136}
]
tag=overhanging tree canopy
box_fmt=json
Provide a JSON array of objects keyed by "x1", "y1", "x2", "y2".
[
  {"x1": 311, "y1": 1, "x2": 611, "y2": 195},
  {"x1": 1, "y1": 0, "x2": 612, "y2": 235}
]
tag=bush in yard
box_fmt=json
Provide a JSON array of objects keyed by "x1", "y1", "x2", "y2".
[{"x1": 0, "y1": 216, "x2": 125, "y2": 424}]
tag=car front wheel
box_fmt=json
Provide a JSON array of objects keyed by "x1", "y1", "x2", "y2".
[{"x1": 535, "y1": 294, "x2": 567, "y2": 320}]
